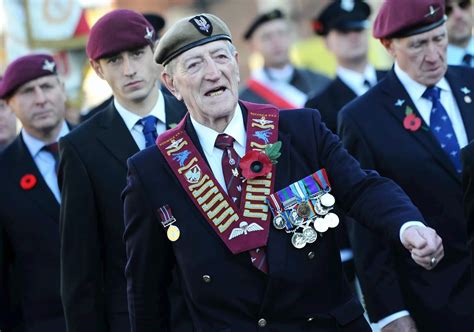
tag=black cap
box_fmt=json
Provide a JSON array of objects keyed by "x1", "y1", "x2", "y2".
[
  {"x1": 243, "y1": 9, "x2": 285, "y2": 40},
  {"x1": 313, "y1": 0, "x2": 371, "y2": 36},
  {"x1": 143, "y1": 13, "x2": 166, "y2": 35}
]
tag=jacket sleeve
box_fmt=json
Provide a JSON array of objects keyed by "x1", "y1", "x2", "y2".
[
  {"x1": 462, "y1": 143, "x2": 474, "y2": 277},
  {"x1": 337, "y1": 108, "x2": 410, "y2": 321},
  {"x1": 58, "y1": 136, "x2": 107, "y2": 332},
  {"x1": 122, "y1": 158, "x2": 174, "y2": 332}
]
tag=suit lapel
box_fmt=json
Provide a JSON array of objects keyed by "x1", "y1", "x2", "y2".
[
  {"x1": 381, "y1": 69, "x2": 460, "y2": 182},
  {"x1": 163, "y1": 93, "x2": 187, "y2": 129},
  {"x1": 96, "y1": 104, "x2": 139, "y2": 168},
  {"x1": 9, "y1": 137, "x2": 59, "y2": 222},
  {"x1": 445, "y1": 68, "x2": 474, "y2": 142}
]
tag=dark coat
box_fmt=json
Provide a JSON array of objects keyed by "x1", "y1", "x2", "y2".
[
  {"x1": 338, "y1": 66, "x2": 474, "y2": 331},
  {"x1": 0, "y1": 136, "x2": 66, "y2": 332},
  {"x1": 123, "y1": 101, "x2": 425, "y2": 332},
  {"x1": 58, "y1": 94, "x2": 187, "y2": 332},
  {"x1": 461, "y1": 141, "x2": 474, "y2": 278}
]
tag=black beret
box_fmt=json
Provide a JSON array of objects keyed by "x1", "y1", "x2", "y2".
[
  {"x1": 243, "y1": 9, "x2": 285, "y2": 40},
  {"x1": 314, "y1": 0, "x2": 371, "y2": 36}
]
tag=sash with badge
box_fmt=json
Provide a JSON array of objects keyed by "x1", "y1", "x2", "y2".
[
  {"x1": 267, "y1": 169, "x2": 339, "y2": 249},
  {"x1": 156, "y1": 103, "x2": 279, "y2": 254}
]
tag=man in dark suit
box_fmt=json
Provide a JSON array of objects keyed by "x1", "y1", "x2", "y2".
[
  {"x1": 0, "y1": 54, "x2": 68, "y2": 331},
  {"x1": 58, "y1": 9, "x2": 186, "y2": 332},
  {"x1": 239, "y1": 9, "x2": 330, "y2": 109},
  {"x1": 461, "y1": 141, "x2": 474, "y2": 277},
  {"x1": 0, "y1": 78, "x2": 17, "y2": 151},
  {"x1": 338, "y1": 1, "x2": 474, "y2": 331},
  {"x1": 122, "y1": 13, "x2": 444, "y2": 332}
]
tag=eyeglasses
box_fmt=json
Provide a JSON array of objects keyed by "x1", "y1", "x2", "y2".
[{"x1": 446, "y1": 0, "x2": 471, "y2": 16}]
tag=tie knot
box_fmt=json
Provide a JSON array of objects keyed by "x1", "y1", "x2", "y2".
[
  {"x1": 423, "y1": 86, "x2": 441, "y2": 101},
  {"x1": 42, "y1": 142, "x2": 59, "y2": 154},
  {"x1": 463, "y1": 53, "x2": 473, "y2": 66},
  {"x1": 215, "y1": 134, "x2": 235, "y2": 150},
  {"x1": 140, "y1": 115, "x2": 158, "y2": 134},
  {"x1": 363, "y1": 78, "x2": 372, "y2": 89}
]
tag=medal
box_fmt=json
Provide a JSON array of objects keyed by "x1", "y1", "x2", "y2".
[
  {"x1": 273, "y1": 214, "x2": 286, "y2": 229},
  {"x1": 167, "y1": 224, "x2": 180, "y2": 241},
  {"x1": 291, "y1": 232, "x2": 306, "y2": 249},
  {"x1": 324, "y1": 212, "x2": 339, "y2": 228},
  {"x1": 314, "y1": 217, "x2": 329, "y2": 233},
  {"x1": 303, "y1": 226, "x2": 318, "y2": 243},
  {"x1": 319, "y1": 193, "x2": 335, "y2": 208},
  {"x1": 297, "y1": 202, "x2": 311, "y2": 218},
  {"x1": 290, "y1": 209, "x2": 304, "y2": 226}
]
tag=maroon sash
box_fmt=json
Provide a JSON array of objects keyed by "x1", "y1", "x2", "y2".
[{"x1": 156, "y1": 103, "x2": 279, "y2": 254}]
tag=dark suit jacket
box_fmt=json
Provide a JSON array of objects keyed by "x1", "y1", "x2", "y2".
[
  {"x1": 58, "y1": 94, "x2": 187, "y2": 332},
  {"x1": 239, "y1": 68, "x2": 331, "y2": 105},
  {"x1": 305, "y1": 71, "x2": 387, "y2": 134},
  {"x1": 461, "y1": 141, "x2": 474, "y2": 277},
  {"x1": 338, "y1": 67, "x2": 474, "y2": 331},
  {"x1": 123, "y1": 101, "x2": 426, "y2": 332},
  {"x1": 0, "y1": 136, "x2": 66, "y2": 332}
]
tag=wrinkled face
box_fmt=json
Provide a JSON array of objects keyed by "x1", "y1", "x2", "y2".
[
  {"x1": 0, "y1": 99, "x2": 17, "y2": 147},
  {"x1": 251, "y1": 19, "x2": 290, "y2": 68},
  {"x1": 7, "y1": 75, "x2": 66, "y2": 138},
  {"x1": 92, "y1": 46, "x2": 159, "y2": 105},
  {"x1": 162, "y1": 40, "x2": 241, "y2": 126},
  {"x1": 385, "y1": 25, "x2": 448, "y2": 86},
  {"x1": 325, "y1": 29, "x2": 368, "y2": 64},
  {"x1": 446, "y1": 0, "x2": 473, "y2": 46}
]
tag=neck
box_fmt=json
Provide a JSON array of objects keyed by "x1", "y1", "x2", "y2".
[
  {"x1": 116, "y1": 84, "x2": 159, "y2": 117},
  {"x1": 195, "y1": 112, "x2": 235, "y2": 133},
  {"x1": 451, "y1": 36, "x2": 471, "y2": 49},
  {"x1": 27, "y1": 121, "x2": 64, "y2": 144}
]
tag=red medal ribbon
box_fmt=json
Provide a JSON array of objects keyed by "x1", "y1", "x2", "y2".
[{"x1": 247, "y1": 79, "x2": 298, "y2": 109}]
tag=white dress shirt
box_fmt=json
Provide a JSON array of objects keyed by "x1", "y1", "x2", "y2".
[
  {"x1": 22, "y1": 121, "x2": 70, "y2": 202},
  {"x1": 394, "y1": 62, "x2": 468, "y2": 148},
  {"x1": 447, "y1": 37, "x2": 474, "y2": 66},
  {"x1": 190, "y1": 104, "x2": 246, "y2": 193},
  {"x1": 114, "y1": 89, "x2": 166, "y2": 151},
  {"x1": 337, "y1": 64, "x2": 378, "y2": 97}
]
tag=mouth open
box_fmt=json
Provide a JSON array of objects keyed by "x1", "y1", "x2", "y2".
[{"x1": 205, "y1": 86, "x2": 227, "y2": 97}]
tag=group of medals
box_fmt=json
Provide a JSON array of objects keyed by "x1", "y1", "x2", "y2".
[{"x1": 267, "y1": 169, "x2": 339, "y2": 249}]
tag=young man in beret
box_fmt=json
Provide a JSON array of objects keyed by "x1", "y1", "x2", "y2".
[
  {"x1": 446, "y1": 0, "x2": 474, "y2": 66},
  {"x1": 58, "y1": 9, "x2": 186, "y2": 332},
  {"x1": 239, "y1": 9, "x2": 330, "y2": 109},
  {"x1": 0, "y1": 54, "x2": 69, "y2": 331},
  {"x1": 123, "y1": 13, "x2": 444, "y2": 332},
  {"x1": 338, "y1": 0, "x2": 474, "y2": 330}
]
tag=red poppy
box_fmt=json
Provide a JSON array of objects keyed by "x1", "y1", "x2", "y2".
[
  {"x1": 403, "y1": 113, "x2": 422, "y2": 131},
  {"x1": 20, "y1": 174, "x2": 37, "y2": 190},
  {"x1": 239, "y1": 150, "x2": 272, "y2": 179}
]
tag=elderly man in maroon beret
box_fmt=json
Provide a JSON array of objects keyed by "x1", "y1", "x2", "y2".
[
  {"x1": 57, "y1": 9, "x2": 186, "y2": 332},
  {"x1": 0, "y1": 54, "x2": 69, "y2": 331},
  {"x1": 338, "y1": 0, "x2": 474, "y2": 331}
]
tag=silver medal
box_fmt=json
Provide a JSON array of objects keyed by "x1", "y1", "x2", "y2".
[
  {"x1": 273, "y1": 214, "x2": 286, "y2": 230},
  {"x1": 291, "y1": 232, "x2": 306, "y2": 249},
  {"x1": 324, "y1": 212, "x2": 339, "y2": 228},
  {"x1": 313, "y1": 217, "x2": 329, "y2": 233},
  {"x1": 303, "y1": 226, "x2": 318, "y2": 243},
  {"x1": 319, "y1": 193, "x2": 335, "y2": 208},
  {"x1": 290, "y1": 209, "x2": 304, "y2": 226}
]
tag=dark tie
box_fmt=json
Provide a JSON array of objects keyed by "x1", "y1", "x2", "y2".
[
  {"x1": 422, "y1": 86, "x2": 462, "y2": 173},
  {"x1": 140, "y1": 115, "x2": 158, "y2": 148},
  {"x1": 462, "y1": 53, "x2": 473, "y2": 67},
  {"x1": 42, "y1": 142, "x2": 59, "y2": 173},
  {"x1": 214, "y1": 134, "x2": 268, "y2": 273}
]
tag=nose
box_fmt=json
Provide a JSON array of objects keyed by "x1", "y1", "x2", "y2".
[
  {"x1": 122, "y1": 55, "x2": 136, "y2": 77},
  {"x1": 34, "y1": 86, "x2": 47, "y2": 104},
  {"x1": 424, "y1": 42, "x2": 441, "y2": 63},
  {"x1": 204, "y1": 59, "x2": 221, "y2": 81}
]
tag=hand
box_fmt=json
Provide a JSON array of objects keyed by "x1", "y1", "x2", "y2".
[
  {"x1": 401, "y1": 226, "x2": 444, "y2": 270},
  {"x1": 381, "y1": 315, "x2": 418, "y2": 332}
]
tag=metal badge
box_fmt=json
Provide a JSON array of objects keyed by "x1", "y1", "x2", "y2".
[
  {"x1": 303, "y1": 226, "x2": 318, "y2": 243},
  {"x1": 167, "y1": 224, "x2": 181, "y2": 242},
  {"x1": 297, "y1": 202, "x2": 311, "y2": 219},
  {"x1": 313, "y1": 217, "x2": 329, "y2": 233},
  {"x1": 273, "y1": 214, "x2": 286, "y2": 230},
  {"x1": 291, "y1": 232, "x2": 306, "y2": 249},
  {"x1": 324, "y1": 212, "x2": 340, "y2": 228},
  {"x1": 319, "y1": 193, "x2": 335, "y2": 208},
  {"x1": 290, "y1": 209, "x2": 304, "y2": 226}
]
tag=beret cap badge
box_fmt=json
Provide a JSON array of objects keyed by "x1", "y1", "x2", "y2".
[
  {"x1": 42, "y1": 59, "x2": 56, "y2": 73},
  {"x1": 190, "y1": 15, "x2": 213, "y2": 36}
]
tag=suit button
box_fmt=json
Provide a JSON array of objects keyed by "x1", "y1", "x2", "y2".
[
  {"x1": 258, "y1": 318, "x2": 267, "y2": 327},
  {"x1": 202, "y1": 275, "x2": 211, "y2": 283},
  {"x1": 307, "y1": 251, "x2": 315, "y2": 260}
]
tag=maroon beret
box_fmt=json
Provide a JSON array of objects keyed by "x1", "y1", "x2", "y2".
[
  {"x1": 87, "y1": 9, "x2": 155, "y2": 61},
  {"x1": 373, "y1": 0, "x2": 446, "y2": 39},
  {"x1": 0, "y1": 54, "x2": 57, "y2": 99}
]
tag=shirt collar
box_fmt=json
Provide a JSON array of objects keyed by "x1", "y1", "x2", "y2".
[
  {"x1": 394, "y1": 62, "x2": 451, "y2": 103},
  {"x1": 114, "y1": 88, "x2": 165, "y2": 130},
  {"x1": 447, "y1": 37, "x2": 474, "y2": 63},
  {"x1": 22, "y1": 121, "x2": 70, "y2": 157},
  {"x1": 337, "y1": 64, "x2": 377, "y2": 91},
  {"x1": 190, "y1": 104, "x2": 246, "y2": 156}
]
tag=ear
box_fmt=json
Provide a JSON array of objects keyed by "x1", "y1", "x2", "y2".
[
  {"x1": 161, "y1": 71, "x2": 182, "y2": 101},
  {"x1": 380, "y1": 38, "x2": 395, "y2": 58},
  {"x1": 233, "y1": 51, "x2": 241, "y2": 85},
  {"x1": 90, "y1": 60, "x2": 105, "y2": 80}
]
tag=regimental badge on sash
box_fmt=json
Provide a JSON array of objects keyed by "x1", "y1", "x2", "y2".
[
  {"x1": 267, "y1": 168, "x2": 339, "y2": 249},
  {"x1": 158, "y1": 205, "x2": 180, "y2": 242}
]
